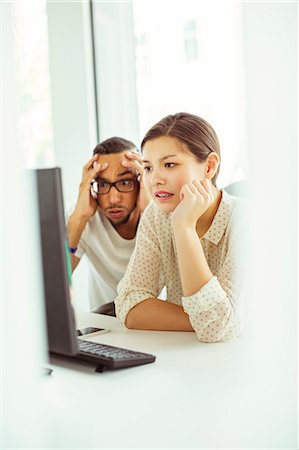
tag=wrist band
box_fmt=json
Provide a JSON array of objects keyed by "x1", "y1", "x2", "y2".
[{"x1": 69, "y1": 246, "x2": 77, "y2": 254}]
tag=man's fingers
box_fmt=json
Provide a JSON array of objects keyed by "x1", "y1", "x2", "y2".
[
  {"x1": 83, "y1": 154, "x2": 99, "y2": 174},
  {"x1": 121, "y1": 159, "x2": 143, "y2": 171},
  {"x1": 124, "y1": 150, "x2": 142, "y2": 161},
  {"x1": 121, "y1": 158, "x2": 143, "y2": 176},
  {"x1": 123, "y1": 151, "x2": 143, "y2": 165},
  {"x1": 91, "y1": 162, "x2": 109, "y2": 179},
  {"x1": 82, "y1": 162, "x2": 109, "y2": 188}
]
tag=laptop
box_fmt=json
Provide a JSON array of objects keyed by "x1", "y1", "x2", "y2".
[{"x1": 36, "y1": 167, "x2": 156, "y2": 372}]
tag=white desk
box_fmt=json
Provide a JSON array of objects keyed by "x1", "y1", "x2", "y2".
[{"x1": 43, "y1": 311, "x2": 296, "y2": 449}]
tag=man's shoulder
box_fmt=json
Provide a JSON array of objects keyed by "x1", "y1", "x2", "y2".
[{"x1": 65, "y1": 205, "x2": 105, "y2": 236}]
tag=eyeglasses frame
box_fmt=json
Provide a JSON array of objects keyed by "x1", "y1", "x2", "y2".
[{"x1": 90, "y1": 178, "x2": 137, "y2": 195}]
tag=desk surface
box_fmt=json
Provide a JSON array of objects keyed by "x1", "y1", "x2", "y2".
[{"x1": 44, "y1": 311, "x2": 296, "y2": 449}]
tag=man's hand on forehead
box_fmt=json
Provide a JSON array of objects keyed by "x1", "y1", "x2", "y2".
[
  {"x1": 89, "y1": 154, "x2": 109, "y2": 180},
  {"x1": 121, "y1": 150, "x2": 143, "y2": 178}
]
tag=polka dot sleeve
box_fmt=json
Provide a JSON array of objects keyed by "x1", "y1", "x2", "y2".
[
  {"x1": 115, "y1": 203, "x2": 166, "y2": 324},
  {"x1": 182, "y1": 207, "x2": 244, "y2": 342},
  {"x1": 115, "y1": 191, "x2": 245, "y2": 342}
]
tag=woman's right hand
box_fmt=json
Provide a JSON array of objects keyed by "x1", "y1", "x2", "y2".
[
  {"x1": 74, "y1": 154, "x2": 109, "y2": 220},
  {"x1": 171, "y1": 178, "x2": 214, "y2": 229}
]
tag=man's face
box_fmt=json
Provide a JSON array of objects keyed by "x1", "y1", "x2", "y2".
[{"x1": 95, "y1": 152, "x2": 139, "y2": 227}]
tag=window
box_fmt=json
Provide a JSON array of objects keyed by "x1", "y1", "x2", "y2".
[
  {"x1": 91, "y1": 1, "x2": 247, "y2": 187},
  {"x1": 132, "y1": 1, "x2": 247, "y2": 187},
  {"x1": 12, "y1": 1, "x2": 54, "y2": 168}
]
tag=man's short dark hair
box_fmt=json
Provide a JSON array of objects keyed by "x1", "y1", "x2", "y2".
[{"x1": 93, "y1": 137, "x2": 138, "y2": 155}]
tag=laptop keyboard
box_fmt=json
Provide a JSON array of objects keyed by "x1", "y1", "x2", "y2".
[{"x1": 77, "y1": 339, "x2": 156, "y2": 370}]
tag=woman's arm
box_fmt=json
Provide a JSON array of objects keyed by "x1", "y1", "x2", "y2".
[
  {"x1": 125, "y1": 298, "x2": 193, "y2": 331},
  {"x1": 177, "y1": 220, "x2": 244, "y2": 343},
  {"x1": 172, "y1": 226, "x2": 213, "y2": 297},
  {"x1": 116, "y1": 202, "x2": 194, "y2": 331},
  {"x1": 170, "y1": 182, "x2": 244, "y2": 342},
  {"x1": 115, "y1": 203, "x2": 166, "y2": 324},
  {"x1": 170, "y1": 179, "x2": 215, "y2": 296}
]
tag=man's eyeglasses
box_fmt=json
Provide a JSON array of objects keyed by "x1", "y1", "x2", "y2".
[{"x1": 91, "y1": 179, "x2": 136, "y2": 195}]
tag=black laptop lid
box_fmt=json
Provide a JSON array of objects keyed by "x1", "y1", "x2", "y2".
[{"x1": 36, "y1": 168, "x2": 78, "y2": 356}]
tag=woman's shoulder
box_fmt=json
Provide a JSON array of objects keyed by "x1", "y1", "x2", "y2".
[
  {"x1": 221, "y1": 189, "x2": 246, "y2": 215},
  {"x1": 143, "y1": 200, "x2": 169, "y2": 218},
  {"x1": 221, "y1": 190, "x2": 248, "y2": 238}
]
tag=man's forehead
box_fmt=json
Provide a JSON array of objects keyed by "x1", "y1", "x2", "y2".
[
  {"x1": 98, "y1": 152, "x2": 124, "y2": 170},
  {"x1": 97, "y1": 151, "x2": 125, "y2": 164},
  {"x1": 96, "y1": 152, "x2": 134, "y2": 179}
]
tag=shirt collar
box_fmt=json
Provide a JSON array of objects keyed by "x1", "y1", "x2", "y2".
[{"x1": 202, "y1": 189, "x2": 233, "y2": 245}]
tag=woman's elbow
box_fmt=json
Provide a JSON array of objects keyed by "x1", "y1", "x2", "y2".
[
  {"x1": 123, "y1": 300, "x2": 149, "y2": 329},
  {"x1": 124, "y1": 309, "x2": 137, "y2": 329},
  {"x1": 197, "y1": 334, "x2": 229, "y2": 343},
  {"x1": 195, "y1": 330, "x2": 225, "y2": 343},
  {"x1": 195, "y1": 322, "x2": 240, "y2": 343}
]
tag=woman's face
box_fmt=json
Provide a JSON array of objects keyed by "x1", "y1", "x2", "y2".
[{"x1": 142, "y1": 136, "x2": 206, "y2": 213}]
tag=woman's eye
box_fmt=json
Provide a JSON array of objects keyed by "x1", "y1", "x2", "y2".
[
  {"x1": 165, "y1": 162, "x2": 176, "y2": 168},
  {"x1": 143, "y1": 166, "x2": 152, "y2": 172}
]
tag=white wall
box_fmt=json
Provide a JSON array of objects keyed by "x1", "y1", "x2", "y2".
[
  {"x1": 2, "y1": 2, "x2": 49, "y2": 447},
  {"x1": 92, "y1": 1, "x2": 139, "y2": 143},
  {"x1": 46, "y1": 1, "x2": 139, "y2": 311},
  {"x1": 47, "y1": 1, "x2": 98, "y2": 207},
  {"x1": 242, "y1": 2, "x2": 297, "y2": 446},
  {"x1": 2, "y1": 1, "x2": 297, "y2": 447},
  {"x1": 46, "y1": 1, "x2": 98, "y2": 310}
]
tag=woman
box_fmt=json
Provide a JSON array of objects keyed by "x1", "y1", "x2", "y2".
[{"x1": 115, "y1": 112, "x2": 244, "y2": 342}]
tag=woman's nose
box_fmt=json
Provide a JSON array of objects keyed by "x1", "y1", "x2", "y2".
[{"x1": 151, "y1": 168, "x2": 165, "y2": 186}]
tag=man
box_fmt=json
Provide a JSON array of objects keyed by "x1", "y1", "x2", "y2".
[{"x1": 66, "y1": 137, "x2": 148, "y2": 315}]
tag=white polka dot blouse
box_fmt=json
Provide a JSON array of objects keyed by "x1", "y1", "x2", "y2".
[{"x1": 115, "y1": 190, "x2": 246, "y2": 343}]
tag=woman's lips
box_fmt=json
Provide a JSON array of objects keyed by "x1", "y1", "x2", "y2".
[{"x1": 154, "y1": 191, "x2": 174, "y2": 202}]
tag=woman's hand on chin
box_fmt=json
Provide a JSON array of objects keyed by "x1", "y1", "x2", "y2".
[{"x1": 171, "y1": 178, "x2": 214, "y2": 228}]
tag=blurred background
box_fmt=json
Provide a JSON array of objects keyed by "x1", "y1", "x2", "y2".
[{"x1": 2, "y1": 0, "x2": 297, "y2": 448}]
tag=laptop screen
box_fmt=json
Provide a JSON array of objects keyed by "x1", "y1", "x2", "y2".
[{"x1": 36, "y1": 168, "x2": 78, "y2": 356}]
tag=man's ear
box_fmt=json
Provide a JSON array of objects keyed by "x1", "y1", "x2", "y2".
[{"x1": 205, "y1": 152, "x2": 220, "y2": 180}]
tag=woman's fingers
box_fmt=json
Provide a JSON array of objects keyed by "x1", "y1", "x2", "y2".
[
  {"x1": 192, "y1": 179, "x2": 211, "y2": 200},
  {"x1": 179, "y1": 184, "x2": 194, "y2": 201},
  {"x1": 200, "y1": 178, "x2": 213, "y2": 196},
  {"x1": 181, "y1": 179, "x2": 213, "y2": 202}
]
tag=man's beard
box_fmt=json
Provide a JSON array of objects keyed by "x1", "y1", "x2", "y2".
[
  {"x1": 111, "y1": 213, "x2": 131, "y2": 227},
  {"x1": 104, "y1": 206, "x2": 132, "y2": 228},
  {"x1": 104, "y1": 200, "x2": 137, "y2": 228}
]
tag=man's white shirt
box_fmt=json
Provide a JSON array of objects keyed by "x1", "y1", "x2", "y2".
[{"x1": 66, "y1": 206, "x2": 136, "y2": 310}]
